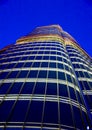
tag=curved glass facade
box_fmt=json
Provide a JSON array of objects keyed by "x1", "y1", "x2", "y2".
[{"x1": 0, "y1": 25, "x2": 92, "y2": 130}]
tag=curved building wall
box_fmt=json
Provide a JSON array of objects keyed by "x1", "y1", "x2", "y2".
[{"x1": 0, "y1": 25, "x2": 92, "y2": 130}]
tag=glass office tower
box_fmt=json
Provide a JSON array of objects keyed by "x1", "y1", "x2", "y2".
[{"x1": 0, "y1": 25, "x2": 92, "y2": 130}]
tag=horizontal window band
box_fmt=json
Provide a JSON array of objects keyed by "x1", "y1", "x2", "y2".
[
  {"x1": 0, "y1": 78, "x2": 79, "y2": 92},
  {"x1": 0, "y1": 94, "x2": 86, "y2": 113},
  {"x1": 0, "y1": 68, "x2": 75, "y2": 78}
]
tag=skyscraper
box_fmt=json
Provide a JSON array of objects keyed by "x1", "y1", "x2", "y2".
[{"x1": 0, "y1": 25, "x2": 92, "y2": 130}]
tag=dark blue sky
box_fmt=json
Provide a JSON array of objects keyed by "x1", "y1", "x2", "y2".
[{"x1": 0, "y1": 0, "x2": 92, "y2": 57}]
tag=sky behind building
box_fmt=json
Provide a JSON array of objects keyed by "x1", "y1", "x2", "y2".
[{"x1": 0, "y1": 0, "x2": 92, "y2": 57}]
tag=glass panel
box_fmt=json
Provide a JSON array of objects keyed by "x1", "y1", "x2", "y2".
[
  {"x1": 28, "y1": 70, "x2": 38, "y2": 78},
  {"x1": 48, "y1": 71, "x2": 56, "y2": 79},
  {"x1": 0, "y1": 83, "x2": 11, "y2": 94},
  {"x1": 9, "y1": 100, "x2": 29, "y2": 122},
  {"x1": 24, "y1": 62, "x2": 32, "y2": 67},
  {"x1": 69, "y1": 87, "x2": 76, "y2": 100},
  {"x1": 32, "y1": 62, "x2": 40, "y2": 67},
  {"x1": 21, "y1": 82, "x2": 34, "y2": 94},
  {"x1": 8, "y1": 71, "x2": 18, "y2": 78},
  {"x1": 43, "y1": 101, "x2": 58, "y2": 123},
  {"x1": 15, "y1": 63, "x2": 24, "y2": 68},
  {"x1": 58, "y1": 72, "x2": 65, "y2": 80},
  {"x1": 26, "y1": 101, "x2": 43, "y2": 122},
  {"x1": 0, "y1": 72, "x2": 9, "y2": 79},
  {"x1": 49, "y1": 63, "x2": 56, "y2": 68},
  {"x1": 59, "y1": 84, "x2": 68, "y2": 97},
  {"x1": 73, "y1": 106, "x2": 84, "y2": 129},
  {"x1": 7, "y1": 63, "x2": 16, "y2": 69},
  {"x1": 18, "y1": 71, "x2": 28, "y2": 78},
  {"x1": 0, "y1": 101, "x2": 14, "y2": 122},
  {"x1": 9, "y1": 82, "x2": 23, "y2": 94},
  {"x1": 58, "y1": 63, "x2": 63, "y2": 69},
  {"x1": 60, "y1": 103, "x2": 73, "y2": 126},
  {"x1": 38, "y1": 71, "x2": 47, "y2": 78},
  {"x1": 41, "y1": 62, "x2": 48, "y2": 67},
  {"x1": 46, "y1": 83, "x2": 57, "y2": 95},
  {"x1": 66, "y1": 74, "x2": 72, "y2": 83},
  {"x1": 34, "y1": 82, "x2": 45, "y2": 94}
]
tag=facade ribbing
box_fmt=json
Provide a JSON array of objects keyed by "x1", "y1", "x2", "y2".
[{"x1": 0, "y1": 25, "x2": 92, "y2": 130}]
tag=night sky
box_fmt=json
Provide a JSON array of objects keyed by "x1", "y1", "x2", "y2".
[{"x1": 0, "y1": 0, "x2": 92, "y2": 57}]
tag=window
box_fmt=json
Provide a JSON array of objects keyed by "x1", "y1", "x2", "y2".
[
  {"x1": 58, "y1": 72, "x2": 65, "y2": 80},
  {"x1": 9, "y1": 100, "x2": 29, "y2": 122},
  {"x1": 34, "y1": 82, "x2": 45, "y2": 94},
  {"x1": 26, "y1": 101, "x2": 43, "y2": 122},
  {"x1": 32, "y1": 62, "x2": 40, "y2": 67},
  {"x1": 66, "y1": 74, "x2": 72, "y2": 83},
  {"x1": 46, "y1": 83, "x2": 57, "y2": 95},
  {"x1": 43, "y1": 101, "x2": 58, "y2": 123},
  {"x1": 60, "y1": 103, "x2": 73, "y2": 126},
  {"x1": 58, "y1": 63, "x2": 64, "y2": 69},
  {"x1": 0, "y1": 72, "x2": 9, "y2": 79},
  {"x1": 69, "y1": 87, "x2": 76, "y2": 100},
  {"x1": 38, "y1": 71, "x2": 47, "y2": 78},
  {"x1": 18, "y1": 71, "x2": 28, "y2": 78},
  {"x1": 21, "y1": 82, "x2": 34, "y2": 94},
  {"x1": 21, "y1": 56, "x2": 28, "y2": 60},
  {"x1": 8, "y1": 71, "x2": 18, "y2": 78},
  {"x1": 41, "y1": 62, "x2": 48, "y2": 67},
  {"x1": 29, "y1": 56, "x2": 35, "y2": 60},
  {"x1": 73, "y1": 106, "x2": 84, "y2": 129},
  {"x1": 9, "y1": 82, "x2": 23, "y2": 94},
  {"x1": 59, "y1": 84, "x2": 68, "y2": 97},
  {"x1": 7, "y1": 63, "x2": 16, "y2": 69},
  {"x1": 28, "y1": 70, "x2": 38, "y2": 78},
  {"x1": 15, "y1": 63, "x2": 24, "y2": 68},
  {"x1": 43, "y1": 56, "x2": 49, "y2": 60},
  {"x1": 0, "y1": 101, "x2": 14, "y2": 122},
  {"x1": 49, "y1": 62, "x2": 56, "y2": 68},
  {"x1": 0, "y1": 64, "x2": 8, "y2": 70},
  {"x1": 24, "y1": 62, "x2": 32, "y2": 67},
  {"x1": 50, "y1": 56, "x2": 56, "y2": 60},
  {"x1": 35, "y1": 56, "x2": 42, "y2": 60},
  {"x1": 48, "y1": 71, "x2": 56, "y2": 79},
  {"x1": 0, "y1": 83, "x2": 11, "y2": 94}
]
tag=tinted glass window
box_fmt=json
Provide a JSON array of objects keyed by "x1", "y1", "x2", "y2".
[
  {"x1": 0, "y1": 83, "x2": 11, "y2": 94},
  {"x1": 28, "y1": 70, "x2": 38, "y2": 78},
  {"x1": 49, "y1": 63, "x2": 56, "y2": 68},
  {"x1": 15, "y1": 63, "x2": 24, "y2": 68},
  {"x1": 32, "y1": 62, "x2": 40, "y2": 67},
  {"x1": 59, "y1": 84, "x2": 68, "y2": 97},
  {"x1": 38, "y1": 71, "x2": 47, "y2": 78},
  {"x1": 73, "y1": 106, "x2": 84, "y2": 129},
  {"x1": 9, "y1": 101, "x2": 29, "y2": 122},
  {"x1": 67, "y1": 74, "x2": 72, "y2": 83},
  {"x1": 0, "y1": 72, "x2": 9, "y2": 79},
  {"x1": 26, "y1": 101, "x2": 43, "y2": 122},
  {"x1": 43, "y1": 101, "x2": 58, "y2": 123},
  {"x1": 41, "y1": 62, "x2": 48, "y2": 67},
  {"x1": 21, "y1": 82, "x2": 34, "y2": 94},
  {"x1": 69, "y1": 87, "x2": 76, "y2": 100},
  {"x1": 18, "y1": 71, "x2": 28, "y2": 78},
  {"x1": 48, "y1": 71, "x2": 56, "y2": 79},
  {"x1": 34, "y1": 82, "x2": 45, "y2": 94},
  {"x1": 0, "y1": 101, "x2": 14, "y2": 122},
  {"x1": 8, "y1": 71, "x2": 18, "y2": 78},
  {"x1": 9, "y1": 82, "x2": 23, "y2": 94},
  {"x1": 58, "y1": 72, "x2": 65, "y2": 80},
  {"x1": 46, "y1": 83, "x2": 57, "y2": 95},
  {"x1": 24, "y1": 62, "x2": 32, "y2": 67},
  {"x1": 60, "y1": 103, "x2": 73, "y2": 126}
]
